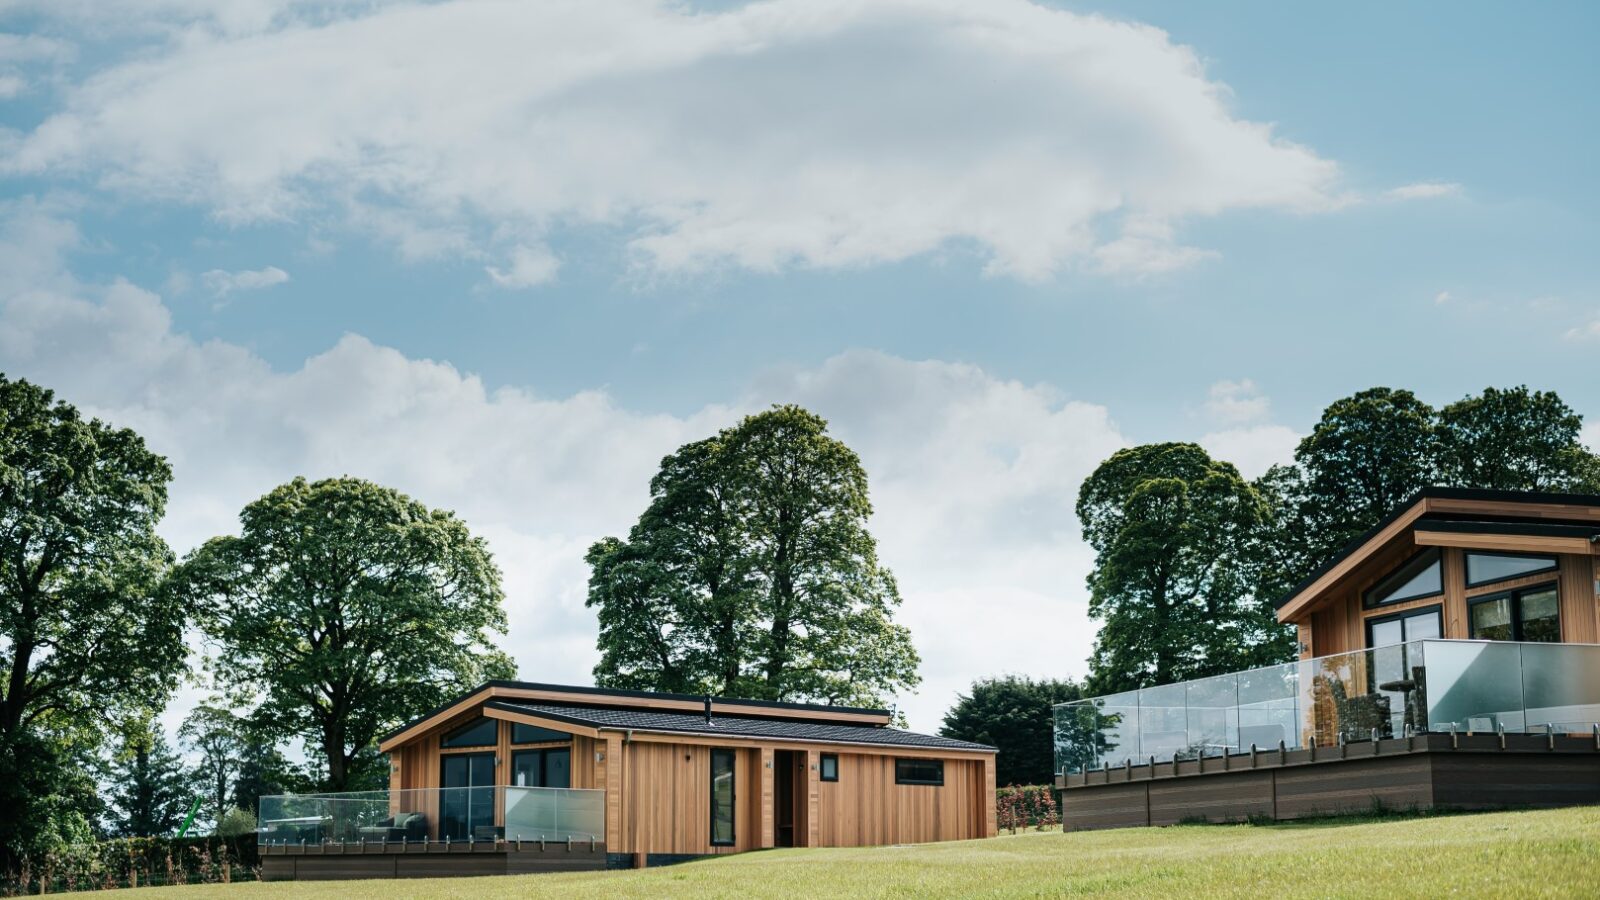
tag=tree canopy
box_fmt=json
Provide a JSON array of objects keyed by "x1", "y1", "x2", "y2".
[
  {"x1": 940, "y1": 676, "x2": 1082, "y2": 786},
  {"x1": 1077, "y1": 443, "x2": 1291, "y2": 694},
  {"x1": 175, "y1": 476, "x2": 516, "y2": 790},
  {"x1": 103, "y1": 724, "x2": 193, "y2": 838},
  {"x1": 587, "y1": 405, "x2": 919, "y2": 708}
]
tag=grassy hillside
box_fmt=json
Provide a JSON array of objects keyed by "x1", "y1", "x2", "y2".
[{"x1": 128, "y1": 807, "x2": 1599, "y2": 899}]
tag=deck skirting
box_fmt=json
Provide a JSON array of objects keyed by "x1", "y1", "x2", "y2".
[
  {"x1": 1056, "y1": 733, "x2": 1600, "y2": 830},
  {"x1": 260, "y1": 839, "x2": 608, "y2": 881}
]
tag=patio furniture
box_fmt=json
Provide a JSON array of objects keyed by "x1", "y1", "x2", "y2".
[{"x1": 357, "y1": 812, "x2": 428, "y2": 842}]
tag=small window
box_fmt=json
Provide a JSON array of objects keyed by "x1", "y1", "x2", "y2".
[
  {"x1": 511, "y1": 722, "x2": 570, "y2": 744},
  {"x1": 1363, "y1": 549, "x2": 1443, "y2": 608},
  {"x1": 1470, "y1": 585, "x2": 1560, "y2": 643},
  {"x1": 441, "y1": 717, "x2": 498, "y2": 748},
  {"x1": 710, "y1": 749, "x2": 736, "y2": 846},
  {"x1": 1465, "y1": 552, "x2": 1558, "y2": 588},
  {"x1": 894, "y1": 758, "x2": 943, "y2": 786},
  {"x1": 820, "y1": 753, "x2": 838, "y2": 782}
]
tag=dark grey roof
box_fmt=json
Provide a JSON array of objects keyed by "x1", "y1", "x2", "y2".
[{"x1": 486, "y1": 700, "x2": 995, "y2": 752}]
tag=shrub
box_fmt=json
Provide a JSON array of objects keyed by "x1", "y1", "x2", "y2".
[
  {"x1": 996, "y1": 784, "x2": 1060, "y2": 834},
  {"x1": 215, "y1": 808, "x2": 257, "y2": 838},
  {"x1": 0, "y1": 834, "x2": 258, "y2": 896}
]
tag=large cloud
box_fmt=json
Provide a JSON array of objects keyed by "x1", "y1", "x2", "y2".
[
  {"x1": 9, "y1": 0, "x2": 1342, "y2": 282},
  {"x1": 0, "y1": 204, "x2": 1124, "y2": 732}
]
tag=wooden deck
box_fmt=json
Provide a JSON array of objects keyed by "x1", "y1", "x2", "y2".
[
  {"x1": 1056, "y1": 732, "x2": 1600, "y2": 829},
  {"x1": 260, "y1": 837, "x2": 610, "y2": 881}
]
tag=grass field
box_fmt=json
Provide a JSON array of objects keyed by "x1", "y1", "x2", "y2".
[{"x1": 126, "y1": 806, "x2": 1600, "y2": 899}]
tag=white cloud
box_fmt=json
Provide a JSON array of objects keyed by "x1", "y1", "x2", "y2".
[
  {"x1": 1563, "y1": 315, "x2": 1600, "y2": 343},
  {"x1": 1384, "y1": 181, "x2": 1463, "y2": 201},
  {"x1": 486, "y1": 245, "x2": 560, "y2": 289},
  {"x1": 1583, "y1": 422, "x2": 1600, "y2": 453},
  {"x1": 200, "y1": 265, "x2": 289, "y2": 297},
  {"x1": 1199, "y1": 424, "x2": 1300, "y2": 480},
  {"x1": 0, "y1": 75, "x2": 25, "y2": 99},
  {"x1": 0, "y1": 205, "x2": 1125, "y2": 732},
  {"x1": 1204, "y1": 378, "x2": 1270, "y2": 425},
  {"x1": 8, "y1": 0, "x2": 1345, "y2": 281},
  {"x1": 1434, "y1": 290, "x2": 1452, "y2": 305}
]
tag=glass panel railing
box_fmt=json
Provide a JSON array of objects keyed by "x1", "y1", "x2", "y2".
[
  {"x1": 1054, "y1": 639, "x2": 1600, "y2": 776},
  {"x1": 258, "y1": 786, "x2": 604, "y2": 845}
]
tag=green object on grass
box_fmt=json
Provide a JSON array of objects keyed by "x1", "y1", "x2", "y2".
[{"x1": 175, "y1": 796, "x2": 203, "y2": 838}]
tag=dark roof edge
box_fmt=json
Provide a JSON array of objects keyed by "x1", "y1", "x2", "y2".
[
  {"x1": 484, "y1": 700, "x2": 997, "y2": 752},
  {"x1": 1415, "y1": 520, "x2": 1600, "y2": 538},
  {"x1": 1273, "y1": 487, "x2": 1600, "y2": 611},
  {"x1": 381, "y1": 680, "x2": 892, "y2": 743}
]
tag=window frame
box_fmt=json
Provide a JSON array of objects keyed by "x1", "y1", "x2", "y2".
[
  {"x1": 510, "y1": 746, "x2": 572, "y2": 788},
  {"x1": 1364, "y1": 603, "x2": 1443, "y2": 649},
  {"x1": 510, "y1": 722, "x2": 571, "y2": 744},
  {"x1": 819, "y1": 753, "x2": 839, "y2": 783},
  {"x1": 440, "y1": 716, "x2": 499, "y2": 749},
  {"x1": 894, "y1": 758, "x2": 944, "y2": 787},
  {"x1": 1463, "y1": 551, "x2": 1559, "y2": 589},
  {"x1": 709, "y1": 748, "x2": 736, "y2": 847},
  {"x1": 1362, "y1": 548, "x2": 1444, "y2": 609},
  {"x1": 1468, "y1": 582, "x2": 1560, "y2": 642}
]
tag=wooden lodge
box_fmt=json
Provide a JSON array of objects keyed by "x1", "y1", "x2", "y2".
[
  {"x1": 263, "y1": 682, "x2": 996, "y2": 879},
  {"x1": 1055, "y1": 488, "x2": 1600, "y2": 829}
]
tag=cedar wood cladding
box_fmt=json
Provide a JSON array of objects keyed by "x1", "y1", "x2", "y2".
[{"x1": 381, "y1": 682, "x2": 998, "y2": 856}]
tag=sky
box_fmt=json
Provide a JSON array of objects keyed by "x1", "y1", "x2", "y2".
[{"x1": 1, "y1": 0, "x2": 1597, "y2": 736}]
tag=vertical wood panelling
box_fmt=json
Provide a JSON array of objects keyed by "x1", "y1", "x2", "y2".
[
  {"x1": 759, "y1": 747, "x2": 775, "y2": 849},
  {"x1": 814, "y1": 754, "x2": 988, "y2": 847},
  {"x1": 1441, "y1": 548, "x2": 1467, "y2": 638},
  {"x1": 1559, "y1": 554, "x2": 1599, "y2": 643},
  {"x1": 805, "y1": 750, "x2": 820, "y2": 847}
]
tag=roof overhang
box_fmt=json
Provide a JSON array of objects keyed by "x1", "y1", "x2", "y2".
[{"x1": 1275, "y1": 488, "x2": 1600, "y2": 623}]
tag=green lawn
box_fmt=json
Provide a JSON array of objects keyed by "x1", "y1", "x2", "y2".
[{"x1": 131, "y1": 807, "x2": 1599, "y2": 899}]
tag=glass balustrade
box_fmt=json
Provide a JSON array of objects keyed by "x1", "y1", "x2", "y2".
[
  {"x1": 1054, "y1": 639, "x2": 1600, "y2": 776},
  {"x1": 257, "y1": 785, "x2": 605, "y2": 845}
]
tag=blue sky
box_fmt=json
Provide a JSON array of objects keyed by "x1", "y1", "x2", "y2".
[{"x1": 2, "y1": 0, "x2": 1596, "y2": 730}]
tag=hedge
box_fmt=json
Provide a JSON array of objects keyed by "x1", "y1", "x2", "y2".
[
  {"x1": 996, "y1": 784, "x2": 1060, "y2": 833},
  {"x1": 1, "y1": 834, "x2": 258, "y2": 896}
]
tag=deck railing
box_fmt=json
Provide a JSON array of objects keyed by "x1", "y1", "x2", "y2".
[
  {"x1": 1053, "y1": 638, "x2": 1600, "y2": 775},
  {"x1": 258, "y1": 785, "x2": 604, "y2": 846}
]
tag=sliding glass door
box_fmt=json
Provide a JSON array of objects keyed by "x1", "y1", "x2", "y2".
[{"x1": 440, "y1": 752, "x2": 495, "y2": 840}]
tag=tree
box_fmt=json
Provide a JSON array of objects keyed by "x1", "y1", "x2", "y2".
[
  {"x1": 231, "y1": 738, "x2": 304, "y2": 815},
  {"x1": 940, "y1": 676, "x2": 1082, "y2": 786},
  {"x1": 1077, "y1": 443, "x2": 1290, "y2": 694},
  {"x1": 0, "y1": 374, "x2": 186, "y2": 861},
  {"x1": 588, "y1": 405, "x2": 919, "y2": 708},
  {"x1": 1435, "y1": 386, "x2": 1600, "y2": 492},
  {"x1": 175, "y1": 477, "x2": 516, "y2": 791},
  {"x1": 104, "y1": 724, "x2": 194, "y2": 838},
  {"x1": 179, "y1": 704, "x2": 247, "y2": 827}
]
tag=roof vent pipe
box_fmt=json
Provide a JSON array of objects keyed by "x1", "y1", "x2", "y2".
[{"x1": 704, "y1": 695, "x2": 714, "y2": 725}]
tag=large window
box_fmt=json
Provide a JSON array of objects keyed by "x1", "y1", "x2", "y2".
[
  {"x1": 511, "y1": 747, "x2": 571, "y2": 788},
  {"x1": 511, "y1": 722, "x2": 570, "y2": 744},
  {"x1": 1366, "y1": 605, "x2": 1441, "y2": 648},
  {"x1": 1465, "y1": 552, "x2": 1558, "y2": 588},
  {"x1": 710, "y1": 749, "x2": 735, "y2": 846},
  {"x1": 441, "y1": 717, "x2": 498, "y2": 748},
  {"x1": 1470, "y1": 585, "x2": 1560, "y2": 643},
  {"x1": 894, "y1": 758, "x2": 944, "y2": 786},
  {"x1": 1363, "y1": 549, "x2": 1443, "y2": 608}
]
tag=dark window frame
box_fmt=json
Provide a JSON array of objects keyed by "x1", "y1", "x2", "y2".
[
  {"x1": 1464, "y1": 551, "x2": 1559, "y2": 589},
  {"x1": 1364, "y1": 603, "x2": 1443, "y2": 649},
  {"x1": 1362, "y1": 548, "x2": 1444, "y2": 609},
  {"x1": 710, "y1": 749, "x2": 736, "y2": 846},
  {"x1": 440, "y1": 716, "x2": 499, "y2": 749},
  {"x1": 820, "y1": 753, "x2": 839, "y2": 782},
  {"x1": 894, "y1": 758, "x2": 944, "y2": 786},
  {"x1": 1468, "y1": 582, "x2": 1560, "y2": 642},
  {"x1": 510, "y1": 746, "x2": 572, "y2": 788},
  {"x1": 510, "y1": 722, "x2": 572, "y2": 744}
]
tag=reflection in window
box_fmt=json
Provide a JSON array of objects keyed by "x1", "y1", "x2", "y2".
[
  {"x1": 441, "y1": 717, "x2": 498, "y2": 748},
  {"x1": 894, "y1": 758, "x2": 944, "y2": 786},
  {"x1": 1364, "y1": 549, "x2": 1443, "y2": 608},
  {"x1": 1465, "y1": 552, "x2": 1558, "y2": 588},
  {"x1": 820, "y1": 753, "x2": 838, "y2": 782},
  {"x1": 511, "y1": 747, "x2": 571, "y2": 788},
  {"x1": 1470, "y1": 585, "x2": 1560, "y2": 642},
  {"x1": 511, "y1": 722, "x2": 570, "y2": 743},
  {"x1": 710, "y1": 749, "x2": 735, "y2": 845}
]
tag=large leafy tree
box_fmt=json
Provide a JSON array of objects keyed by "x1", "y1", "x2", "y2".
[
  {"x1": 1077, "y1": 443, "x2": 1289, "y2": 694},
  {"x1": 0, "y1": 375, "x2": 186, "y2": 860},
  {"x1": 178, "y1": 704, "x2": 248, "y2": 827},
  {"x1": 588, "y1": 405, "x2": 919, "y2": 708},
  {"x1": 103, "y1": 723, "x2": 194, "y2": 838},
  {"x1": 176, "y1": 477, "x2": 516, "y2": 791},
  {"x1": 940, "y1": 676, "x2": 1081, "y2": 786},
  {"x1": 1435, "y1": 386, "x2": 1600, "y2": 492}
]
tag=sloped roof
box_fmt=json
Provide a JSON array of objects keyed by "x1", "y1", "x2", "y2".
[{"x1": 487, "y1": 700, "x2": 996, "y2": 752}]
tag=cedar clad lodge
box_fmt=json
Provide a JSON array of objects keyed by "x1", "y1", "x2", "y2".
[
  {"x1": 260, "y1": 682, "x2": 996, "y2": 880},
  {"x1": 1055, "y1": 488, "x2": 1600, "y2": 829}
]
